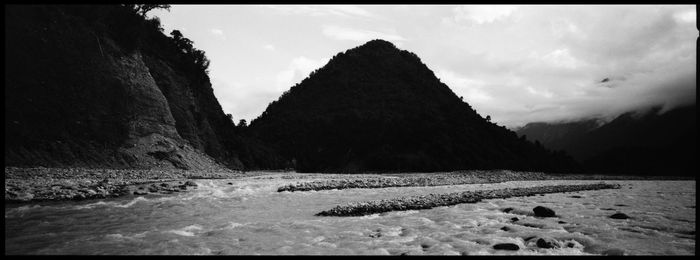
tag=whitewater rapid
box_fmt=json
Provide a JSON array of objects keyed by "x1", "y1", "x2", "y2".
[{"x1": 4, "y1": 173, "x2": 695, "y2": 255}]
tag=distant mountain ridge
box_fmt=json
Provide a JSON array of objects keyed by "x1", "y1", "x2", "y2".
[
  {"x1": 249, "y1": 40, "x2": 579, "y2": 173},
  {"x1": 516, "y1": 105, "x2": 696, "y2": 175}
]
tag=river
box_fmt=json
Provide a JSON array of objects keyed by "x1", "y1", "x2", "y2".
[{"x1": 4, "y1": 173, "x2": 695, "y2": 255}]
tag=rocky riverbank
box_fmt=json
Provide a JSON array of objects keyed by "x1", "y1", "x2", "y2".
[
  {"x1": 279, "y1": 170, "x2": 691, "y2": 192},
  {"x1": 4, "y1": 167, "x2": 243, "y2": 203},
  {"x1": 316, "y1": 183, "x2": 621, "y2": 217}
]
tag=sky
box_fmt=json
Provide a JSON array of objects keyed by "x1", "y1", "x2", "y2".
[{"x1": 149, "y1": 5, "x2": 697, "y2": 128}]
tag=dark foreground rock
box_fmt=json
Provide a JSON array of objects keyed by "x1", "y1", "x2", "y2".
[
  {"x1": 316, "y1": 183, "x2": 621, "y2": 217},
  {"x1": 610, "y1": 213, "x2": 630, "y2": 219},
  {"x1": 533, "y1": 206, "x2": 556, "y2": 217},
  {"x1": 493, "y1": 243, "x2": 520, "y2": 251},
  {"x1": 536, "y1": 237, "x2": 561, "y2": 249}
]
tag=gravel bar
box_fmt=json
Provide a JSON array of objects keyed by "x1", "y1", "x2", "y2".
[
  {"x1": 279, "y1": 170, "x2": 690, "y2": 192},
  {"x1": 279, "y1": 170, "x2": 549, "y2": 192},
  {"x1": 316, "y1": 183, "x2": 621, "y2": 217}
]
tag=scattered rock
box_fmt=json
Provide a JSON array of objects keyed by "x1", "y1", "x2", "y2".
[
  {"x1": 160, "y1": 183, "x2": 169, "y2": 187},
  {"x1": 185, "y1": 181, "x2": 197, "y2": 187},
  {"x1": 610, "y1": 213, "x2": 630, "y2": 219},
  {"x1": 493, "y1": 243, "x2": 519, "y2": 251},
  {"x1": 500, "y1": 226, "x2": 511, "y2": 231},
  {"x1": 558, "y1": 220, "x2": 567, "y2": 224},
  {"x1": 133, "y1": 190, "x2": 148, "y2": 195},
  {"x1": 369, "y1": 229, "x2": 382, "y2": 238},
  {"x1": 536, "y1": 237, "x2": 561, "y2": 249},
  {"x1": 533, "y1": 206, "x2": 556, "y2": 217},
  {"x1": 502, "y1": 207, "x2": 514, "y2": 213}
]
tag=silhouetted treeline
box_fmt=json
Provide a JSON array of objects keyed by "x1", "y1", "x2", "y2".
[{"x1": 250, "y1": 40, "x2": 581, "y2": 173}]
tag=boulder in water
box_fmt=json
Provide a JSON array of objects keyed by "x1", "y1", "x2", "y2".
[
  {"x1": 493, "y1": 243, "x2": 520, "y2": 251},
  {"x1": 610, "y1": 213, "x2": 630, "y2": 219},
  {"x1": 536, "y1": 237, "x2": 561, "y2": 249},
  {"x1": 533, "y1": 206, "x2": 556, "y2": 217}
]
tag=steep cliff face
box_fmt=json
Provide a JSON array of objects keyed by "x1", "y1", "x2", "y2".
[{"x1": 5, "y1": 5, "x2": 247, "y2": 170}]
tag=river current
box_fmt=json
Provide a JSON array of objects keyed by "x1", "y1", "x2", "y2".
[{"x1": 4, "y1": 173, "x2": 696, "y2": 255}]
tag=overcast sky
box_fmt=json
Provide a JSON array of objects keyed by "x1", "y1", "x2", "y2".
[{"x1": 150, "y1": 5, "x2": 697, "y2": 128}]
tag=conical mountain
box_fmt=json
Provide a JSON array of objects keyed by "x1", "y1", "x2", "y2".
[{"x1": 249, "y1": 39, "x2": 578, "y2": 173}]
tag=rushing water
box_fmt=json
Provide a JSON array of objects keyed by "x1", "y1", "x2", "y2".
[{"x1": 4, "y1": 173, "x2": 696, "y2": 255}]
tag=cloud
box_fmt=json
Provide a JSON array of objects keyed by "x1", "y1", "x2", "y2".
[
  {"x1": 275, "y1": 56, "x2": 329, "y2": 91},
  {"x1": 429, "y1": 5, "x2": 697, "y2": 128},
  {"x1": 322, "y1": 25, "x2": 406, "y2": 43},
  {"x1": 673, "y1": 9, "x2": 696, "y2": 23},
  {"x1": 155, "y1": 5, "x2": 696, "y2": 128},
  {"x1": 264, "y1": 5, "x2": 376, "y2": 19},
  {"x1": 435, "y1": 69, "x2": 492, "y2": 103},
  {"x1": 448, "y1": 5, "x2": 519, "y2": 24},
  {"x1": 209, "y1": 28, "x2": 226, "y2": 40}
]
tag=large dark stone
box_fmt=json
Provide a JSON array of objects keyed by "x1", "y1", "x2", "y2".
[
  {"x1": 533, "y1": 206, "x2": 556, "y2": 217},
  {"x1": 493, "y1": 243, "x2": 520, "y2": 251},
  {"x1": 536, "y1": 237, "x2": 561, "y2": 249},
  {"x1": 609, "y1": 213, "x2": 630, "y2": 219}
]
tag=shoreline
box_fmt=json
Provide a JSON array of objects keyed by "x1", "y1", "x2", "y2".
[
  {"x1": 4, "y1": 167, "x2": 693, "y2": 204},
  {"x1": 4, "y1": 167, "x2": 245, "y2": 203},
  {"x1": 316, "y1": 183, "x2": 622, "y2": 217}
]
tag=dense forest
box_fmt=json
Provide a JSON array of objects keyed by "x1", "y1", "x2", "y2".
[
  {"x1": 517, "y1": 105, "x2": 697, "y2": 176},
  {"x1": 249, "y1": 40, "x2": 580, "y2": 173}
]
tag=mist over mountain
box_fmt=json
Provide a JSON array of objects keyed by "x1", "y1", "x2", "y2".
[
  {"x1": 516, "y1": 104, "x2": 696, "y2": 176},
  {"x1": 249, "y1": 40, "x2": 579, "y2": 173}
]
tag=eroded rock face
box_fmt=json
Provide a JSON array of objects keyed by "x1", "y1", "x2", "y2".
[{"x1": 4, "y1": 5, "x2": 240, "y2": 171}]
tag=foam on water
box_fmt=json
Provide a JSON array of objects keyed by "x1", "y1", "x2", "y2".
[{"x1": 167, "y1": 225, "x2": 204, "y2": 237}]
